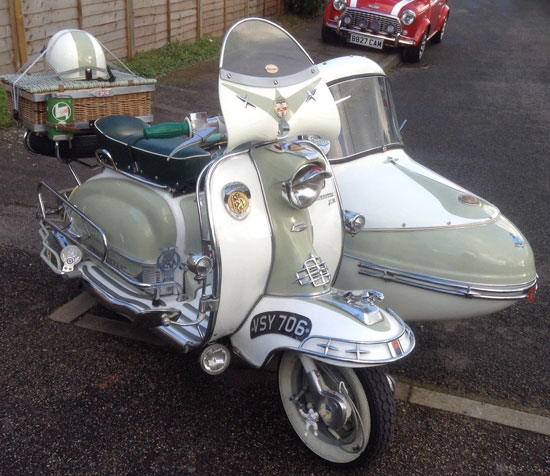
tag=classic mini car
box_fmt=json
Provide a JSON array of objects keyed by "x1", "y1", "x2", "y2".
[{"x1": 322, "y1": 0, "x2": 450, "y2": 62}]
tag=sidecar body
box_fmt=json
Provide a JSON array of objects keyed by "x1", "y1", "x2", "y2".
[{"x1": 319, "y1": 57, "x2": 537, "y2": 321}]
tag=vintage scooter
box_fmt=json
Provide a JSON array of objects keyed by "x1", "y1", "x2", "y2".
[{"x1": 36, "y1": 18, "x2": 415, "y2": 466}]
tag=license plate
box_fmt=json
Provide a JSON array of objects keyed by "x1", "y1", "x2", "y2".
[
  {"x1": 348, "y1": 33, "x2": 384, "y2": 50},
  {"x1": 250, "y1": 311, "x2": 312, "y2": 340}
]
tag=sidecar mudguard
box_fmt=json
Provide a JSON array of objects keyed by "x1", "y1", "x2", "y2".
[{"x1": 230, "y1": 294, "x2": 414, "y2": 368}]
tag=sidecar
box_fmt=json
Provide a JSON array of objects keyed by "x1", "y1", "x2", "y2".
[{"x1": 318, "y1": 56, "x2": 537, "y2": 321}]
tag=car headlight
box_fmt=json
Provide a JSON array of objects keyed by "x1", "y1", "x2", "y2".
[
  {"x1": 333, "y1": 0, "x2": 347, "y2": 12},
  {"x1": 401, "y1": 9, "x2": 416, "y2": 26},
  {"x1": 283, "y1": 164, "x2": 331, "y2": 209}
]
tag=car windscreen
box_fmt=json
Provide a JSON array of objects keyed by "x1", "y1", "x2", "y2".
[{"x1": 327, "y1": 76, "x2": 403, "y2": 162}]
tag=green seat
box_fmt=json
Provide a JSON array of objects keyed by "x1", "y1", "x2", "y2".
[{"x1": 95, "y1": 116, "x2": 211, "y2": 191}]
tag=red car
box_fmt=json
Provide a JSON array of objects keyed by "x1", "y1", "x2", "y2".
[{"x1": 322, "y1": 0, "x2": 450, "y2": 62}]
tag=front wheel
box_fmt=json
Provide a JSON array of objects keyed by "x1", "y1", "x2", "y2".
[
  {"x1": 402, "y1": 29, "x2": 428, "y2": 63},
  {"x1": 278, "y1": 352, "x2": 395, "y2": 467},
  {"x1": 431, "y1": 15, "x2": 448, "y2": 43}
]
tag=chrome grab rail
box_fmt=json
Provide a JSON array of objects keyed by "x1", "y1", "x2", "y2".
[{"x1": 38, "y1": 180, "x2": 185, "y2": 300}]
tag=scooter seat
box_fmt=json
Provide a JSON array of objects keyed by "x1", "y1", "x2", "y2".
[{"x1": 95, "y1": 115, "x2": 211, "y2": 191}]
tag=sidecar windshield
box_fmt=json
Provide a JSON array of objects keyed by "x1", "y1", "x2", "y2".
[
  {"x1": 327, "y1": 76, "x2": 403, "y2": 162},
  {"x1": 219, "y1": 18, "x2": 314, "y2": 85}
]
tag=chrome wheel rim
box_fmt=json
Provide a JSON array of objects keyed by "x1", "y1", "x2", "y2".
[{"x1": 279, "y1": 352, "x2": 371, "y2": 464}]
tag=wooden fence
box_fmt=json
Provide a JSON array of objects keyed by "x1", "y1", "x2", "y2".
[{"x1": 0, "y1": 0, "x2": 282, "y2": 74}]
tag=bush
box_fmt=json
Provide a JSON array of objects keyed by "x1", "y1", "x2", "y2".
[{"x1": 285, "y1": 0, "x2": 325, "y2": 17}]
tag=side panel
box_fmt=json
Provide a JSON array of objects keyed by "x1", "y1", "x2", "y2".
[
  {"x1": 70, "y1": 177, "x2": 177, "y2": 267},
  {"x1": 206, "y1": 152, "x2": 273, "y2": 338}
]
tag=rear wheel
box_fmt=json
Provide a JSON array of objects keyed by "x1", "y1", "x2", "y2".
[
  {"x1": 25, "y1": 132, "x2": 98, "y2": 161},
  {"x1": 402, "y1": 29, "x2": 428, "y2": 63},
  {"x1": 432, "y1": 15, "x2": 448, "y2": 43},
  {"x1": 278, "y1": 352, "x2": 395, "y2": 467}
]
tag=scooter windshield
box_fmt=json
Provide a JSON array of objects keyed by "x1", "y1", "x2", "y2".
[
  {"x1": 218, "y1": 18, "x2": 341, "y2": 150},
  {"x1": 219, "y1": 18, "x2": 314, "y2": 86}
]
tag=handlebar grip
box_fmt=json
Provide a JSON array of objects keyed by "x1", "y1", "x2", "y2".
[{"x1": 143, "y1": 122, "x2": 190, "y2": 140}]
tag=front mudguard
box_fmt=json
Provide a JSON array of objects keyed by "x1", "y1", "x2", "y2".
[{"x1": 230, "y1": 293, "x2": 415, "y2": 368}]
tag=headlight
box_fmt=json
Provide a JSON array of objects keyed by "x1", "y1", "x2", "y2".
[
  {"x1": 401, "y1": 9, "x2": 416, "y2": 26},
  {"x1": 342, "y1": 13, "x2": 353, "y2": 26},
  {"x1": 283, "y1": 164, "x2": 331, "y2": 209},
  {"x1": 333, "y1": 0, "x2": 347, "y2": 12}
]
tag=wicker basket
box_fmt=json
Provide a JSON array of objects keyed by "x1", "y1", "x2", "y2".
[{"x1": 1, "y1": 71, "x2": 156, "y2": 132}]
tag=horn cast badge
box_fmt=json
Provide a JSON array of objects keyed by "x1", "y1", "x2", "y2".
[
  {"x1": 224, "y1": 182, "x2": 251, "y2": 220},
  {"x1": 274, "y1": 97, "x2": 288, "y2": 118}
]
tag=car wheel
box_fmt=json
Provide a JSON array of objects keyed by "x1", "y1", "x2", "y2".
[
  {"x1": 321, "y1": 25, "x2": 339, "y2": 44},
  {"x1": 432, "y1": 14, "x2": 448, "y2": 43},
  {"x1": 401, "y1": 29, "x2": 428, "y2": 63}
]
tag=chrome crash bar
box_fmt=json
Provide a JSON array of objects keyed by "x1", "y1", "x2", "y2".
[{"x1": 37, "y1": 181, "x2": 184, "y2": 300}]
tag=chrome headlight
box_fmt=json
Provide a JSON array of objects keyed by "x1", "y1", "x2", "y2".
[
  {"x1": 333, "y1": 0, "x2": 347, "y2": 12},
  {"x1": 401, "y1": 9, "x2": 416, "y2": 26},
  {"x1": 283, "y1": 164, "x2": 331, "y2": 209}
]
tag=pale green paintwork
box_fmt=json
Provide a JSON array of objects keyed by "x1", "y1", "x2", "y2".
[
  {"x1": 70, "y1": 179, "x2": 177, "y2": 275},
  {"x1": 345, "y1": 215, "x2": 536, "y2": 285},
  {"x1": 71, "y1": 30, "x2": 97, "y2": 69},
  {"x1": 179, "y1": 193, "x2": 202, "y2": 254},
  {"x1": 394, "y1": 162, "x2": 497, "y2": 220},
  {"x1": 251, "y1": 146, "x2": 331, "y2": 296}
]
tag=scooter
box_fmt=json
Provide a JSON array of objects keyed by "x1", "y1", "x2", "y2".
[{"x1": 36, "y1": 18, "x2": 414, "y2": 467}]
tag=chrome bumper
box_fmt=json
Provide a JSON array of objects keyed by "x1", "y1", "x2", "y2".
[{"x1": 328, "y1": 23, "x2": 416, "y2": 46}]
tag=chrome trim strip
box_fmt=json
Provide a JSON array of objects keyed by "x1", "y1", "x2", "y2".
[{"x1": 347, "y1": 255, "x2": 538, "y2": 300}]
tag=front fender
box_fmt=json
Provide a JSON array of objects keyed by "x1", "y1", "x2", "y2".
[
  {"x1": 412, "y1": 18, "x2": 431, "y2": 45},
  {"x1": 230, "y1": 294, "x2": 415, "y2": 368}
]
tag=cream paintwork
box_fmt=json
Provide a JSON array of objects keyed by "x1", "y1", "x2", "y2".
[
  {"x1": 230, "y1": 295, "x2": 413, "y2": 368},
  {"x1": 218, "y1": 74, "x2": 341, "y2": 151},
  {"x1": 333, "y1": 148, "x2": 499, "y2": 230},
  {"x1": 206, "y1": 151, "x2": 273, "y2": 339}
]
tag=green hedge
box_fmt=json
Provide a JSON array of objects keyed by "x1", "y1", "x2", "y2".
[{"x1": 285, "y1": 0, "x2": 325, "y2": 17}]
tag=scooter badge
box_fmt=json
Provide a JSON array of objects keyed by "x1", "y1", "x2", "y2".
[
  {"x1": 224, "y1": 182, "x2": 251, "y2": 220},
  {"x1": 274, "y1": 97, "x2": 288, "y2": 118}
]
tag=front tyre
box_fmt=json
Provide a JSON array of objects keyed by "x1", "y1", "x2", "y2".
[
  {"x1": 278, "y1": 352, "x2": 395, "y2": 467},
  {"x1": 431, "y1": 14, "x2": 448, "y2": 43},
  {"x1": 402, "y1": 29, "x2": 428, "y2": 63},
  {"x1": 321, "y1": 25, "x2": 339, "y2": 44}
]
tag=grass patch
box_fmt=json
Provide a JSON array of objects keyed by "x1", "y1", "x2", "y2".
[
  {"x1": 0, "y1": 87, "x2": 13, "y2": 128},
  {"x1": 125, "y1": 37, "x2": 223, "y2": 78}
]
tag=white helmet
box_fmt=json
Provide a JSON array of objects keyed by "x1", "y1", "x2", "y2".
[{"x1": 46, "y1": 29, "x2": 108, "y2": 80}]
